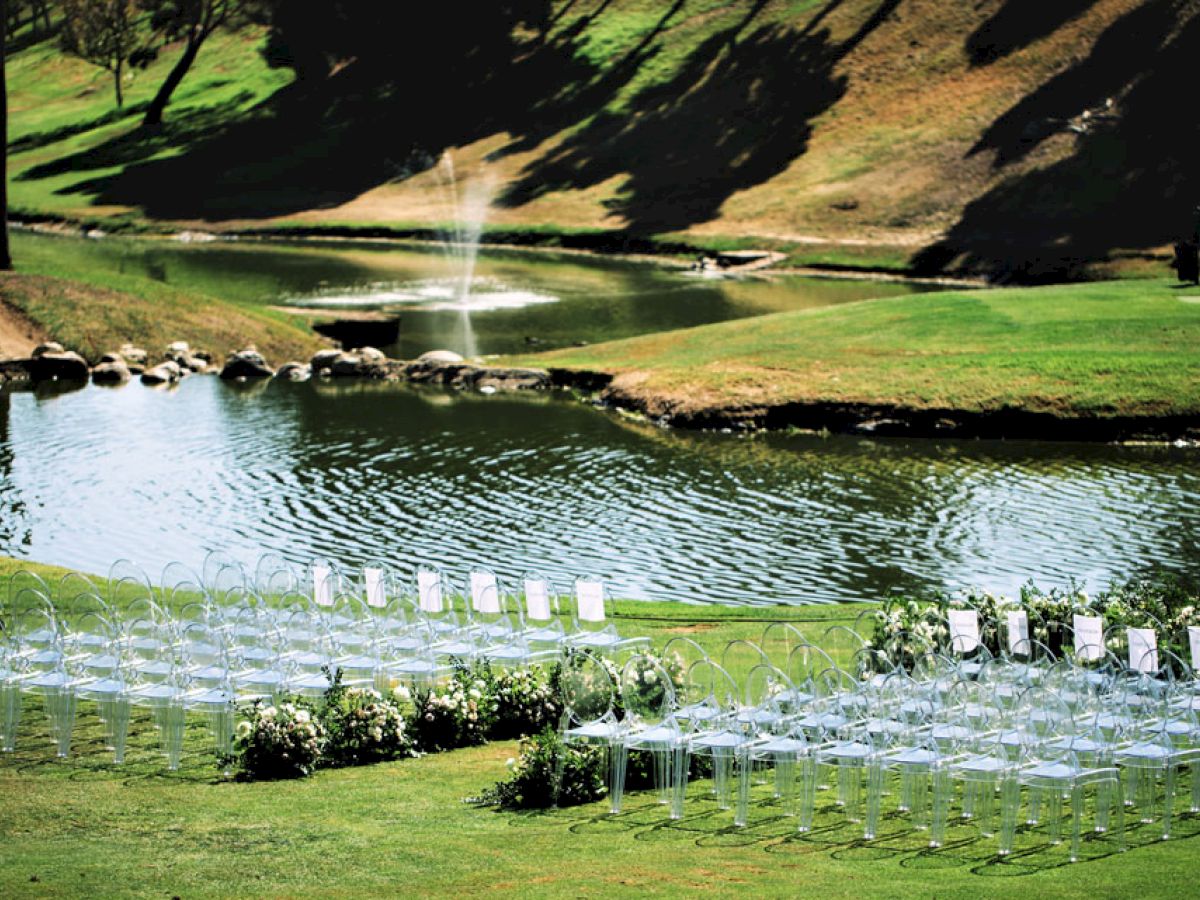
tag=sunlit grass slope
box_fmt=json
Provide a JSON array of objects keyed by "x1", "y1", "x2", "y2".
[{"x1": 517, "y1": 279, "x2": 1200, "y2": 419}]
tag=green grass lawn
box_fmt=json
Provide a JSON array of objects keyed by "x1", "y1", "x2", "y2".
[
  {"x1": 3, "y1": 556, "x2": 1199, "y2": 897},
  {"x1": 1, "y1": 231, "x2": 323, "y2": 364},
  {"x1": 513, "y1": 279, "x2": 1200, "y2": 421}
]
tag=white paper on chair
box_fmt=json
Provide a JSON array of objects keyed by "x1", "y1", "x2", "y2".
[
  {"x1": 1127, "y1": 627, "x2": 1158, "y2": 674},
  {"x1": 417, "y1": 571, "x2": 442, "y2": 613},
  {"x1": 470, "y1": 572, "x2": 500, "y2": 614},
  {"x1": 524, "y1": 579, "x2": 551, "y2": 621},
  {"x1": 1073, "y1": 614, "x2": 1104, "y2": 661},
  {"x1": 312, "y1": 565, "x2": 333, "y2": 608},
  {"x1": 948, "y1": 609, "x2": 980, "y2": 653},
  {"x1": 364, "y1": 568, "x2": 386, "y2": 608},
  {"x1": 1006, "y1": 611, "x2": 1030, "y2": 654},
  {"x1": 576, "y1": 581, "x2": 605, "y2": 623},
  {"x1": 1189, "y1": 627, "x2": 1200, "y2": 670}
]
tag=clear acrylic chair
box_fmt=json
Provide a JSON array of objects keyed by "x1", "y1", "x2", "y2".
[
  {"x1": 736, "y1": 663, "x2": 814, "y2": 829},
  {"x1": 611, "y1": 654, "x2": 683, "y2": 816},
  {"x1": 129, "y1": 663, "x2": 190, "y2": 770},
  {"x1": 519, "y1": 573, "x2": 567, "y2": 649},
  {"x1": 674, "y1": 658, "x2": 748, "y2": 820},
  {"x1": 566, "y1": 577, "x2": 649, "y2": 655},
  {"x1": 1013, "y1": 687, "x2": 1125, "y2": 860},
  {"x1": 555, "y1": 650, "x2": 622, "y2": 811},
  {"x1": 255, "y1": 552, "x2": 299, "y2": 599}
]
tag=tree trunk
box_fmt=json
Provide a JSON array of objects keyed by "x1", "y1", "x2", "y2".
[
  {"x1": 114, "y1": 56, "x2": 123, "y2": 108},
  {"x1": 142, "y1": 33, "x2": 202, "y2": 127},
  {"x1": 0, "y1": 0, "x2": 12, "y2": 271}
]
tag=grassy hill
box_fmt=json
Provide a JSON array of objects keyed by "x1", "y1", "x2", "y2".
[
  {"x1": 514, "y1": 278, "x2": 1200, "y2": 434},
  {"x1": 6, "y1": 0, "x2": 1197, "y2": 280}
]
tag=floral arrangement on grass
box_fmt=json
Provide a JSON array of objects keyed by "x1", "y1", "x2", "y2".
[
  {"x1": 321, "y1": 681, "x2": 416, "y2": 767},
  {"x1": 868, "y1": 575, "x2": 1200, "y2": 667},
  {"x1": 489, "y1": 665, "x2": 561, "y2": 741},
  {"x1": 407, "y1": 661, "x2": 499, "y2": 753},
  {"x1": 474, "y1": 728, "x2": 607, "y2": 809},
  {"x1": 230, "y1": 699, "x2": 324, "y2": 780}
]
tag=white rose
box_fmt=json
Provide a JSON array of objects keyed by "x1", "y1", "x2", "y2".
[{"x1": 295, "y1": 710, "x2": 311, "y2": 724}]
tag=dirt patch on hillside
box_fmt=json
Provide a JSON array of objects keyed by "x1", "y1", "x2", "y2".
[{"x1": 0, "y1": 297, "x2": 48, "y2": 359}]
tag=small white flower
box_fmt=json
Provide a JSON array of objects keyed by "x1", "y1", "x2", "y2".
[
  {"x1": 394, "y1": 685, "x2": 412, "y2": 702},
  {"x1": 236, "y1": 720, "x2": 253, "y2": 739},
  {"x1": 295, "y1": 710, "x2": 311, "y2": 724},
  {"x1": 262, "y1": 706, "x2": 277, "y2": 720}
]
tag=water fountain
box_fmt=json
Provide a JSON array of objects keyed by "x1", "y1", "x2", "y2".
[{"x1": 431, "y1": 150, "x2": 495, "y2": 359}]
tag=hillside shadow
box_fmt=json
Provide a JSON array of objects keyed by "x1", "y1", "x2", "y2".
[
  {"x1": 913, "y1": 0, "x2": 1200, "y2": 281},
  {"x1": 965, "y1": 0, "x2": 1100, "y2": 66},
  {"x1": 20, "y1": 2, "x2": 606, "y2": 220},
  {"x1": 15, "y1": 0, "x2": 901, "y2": 231},
  {"x1": 498, "y1": 0, "x2": 902, "y2": 234}
]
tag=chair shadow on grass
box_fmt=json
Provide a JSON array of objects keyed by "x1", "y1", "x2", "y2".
[{"x1": 523, "y1": 781, "x2": 1200, "y2": 880}]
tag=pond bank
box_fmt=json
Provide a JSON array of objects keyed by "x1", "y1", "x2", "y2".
[{"x1": 547, "y1": 366, "x2": 1200, "y2": 443}]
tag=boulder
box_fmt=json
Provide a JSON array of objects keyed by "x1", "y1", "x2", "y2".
[
  {"x1": 31, "y1": 341, "x2": 65, "y2": 358},
  {"x1": 91, "y1": 360, "x2": 131, "y2": 385},
  {"x1": 141, "y1": 361, "x2": 181, "y2": 385},
  {"x1": 310, "y1": 349, "x2": 344, "y2": 374},
  {"x1": 352, "y1": 346, "x2": 387, "y2": 363},
  {"x1": 99, "y1": 351, "x2": 124, "y2": 364},
  {"x1": 182, "y1": 355, "x2": 209, "y2": 373},
  {"x1": 119, "y1": 343, "x2": 148, "y2": 366},
  {"x1": 470, "y1": 367, "x2": 552, "y2": 391},
  {"x1": 329, "y1": 348, "x2": 392, "y2": 377},
  {"x1": 330, "y1": 353, "x2": 366, "y2": 376},
  {"x1": 275, "y1": 361, "x2": 311, "y2": 381},
  {"x1": 29, "y1": 350, "x2": 89, "y2": 382},
  {"x1": 219, "y1": 347, "x2": 274, "y2": 379},
  {"x1": 166, "y1": 340, "x2": 191, "y2": 356},
  {"x1": 418, "y1": 349, "x2": 465, "y2": 364}
]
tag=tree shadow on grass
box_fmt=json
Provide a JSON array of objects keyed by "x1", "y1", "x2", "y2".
[
  {"x1": 964, "y1": 0, "x2": 1101, "y2": 67},
  {"x1": 14, "y1": 0, "x2": 902, "y2": 232},
  {"x1": 497, "y1": 0, "x2": 903, "y2": 235},
  {"x1": 913, "y1": 0, "x2": 1200, "y2": 281}
]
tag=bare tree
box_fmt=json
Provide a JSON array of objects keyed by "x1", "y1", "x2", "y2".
[{"x1": 60, "y1": 0, "x2": 144, "y2": 108}]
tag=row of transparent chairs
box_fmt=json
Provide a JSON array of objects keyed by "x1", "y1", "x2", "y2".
[
  {"x1": 559, "y1": 624, "x2": 1200, "y2": 862},
  {"x1": 0, "y1": 554, "x2": 648, "y2": 770}
]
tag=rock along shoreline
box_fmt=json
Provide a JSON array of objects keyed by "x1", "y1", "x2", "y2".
[{"x1": 2, "y1": 341, "x2": 1195, "y2": 445}]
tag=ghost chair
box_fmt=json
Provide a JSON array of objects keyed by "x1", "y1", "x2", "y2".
[
  {"x1": 1011, "y1": 687, "x2": 1125, "y2": 861},
  {"x1": 565, "y1": 577, "x2": 649, "y2": 655},
  {"x1": 554, "y1": 650, "x2": 623, "y2": 811},
  {"x1": 255, "y1": 552, "x2": 299, "y2": 599},
  {"x1": 735, "y1": 663, "x2": 815, "y2": 829},
  {"x1": 518, "y1": 573, "x2": 568, "y2": 650},
  {"x1": 674, "y1": 658, "x2": 749, "y2": 820},
  {"x1": 610, "y1": 654, "x2": 684, "y2": 817}
]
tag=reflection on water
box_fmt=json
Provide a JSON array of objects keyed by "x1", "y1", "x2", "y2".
[
  {"x1": 11, "y1": 232, "x2": 939, "y2": 358},
  {"x1": 0, "y1": 379, "x2": 1196, "y2": 606}
]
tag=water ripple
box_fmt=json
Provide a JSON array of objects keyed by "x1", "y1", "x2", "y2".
[{"x1": 1, "y1": 380, "x2": 1198, "y2": 605}]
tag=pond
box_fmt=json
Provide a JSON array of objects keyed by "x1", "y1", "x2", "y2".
[
  {"x1": 18, "y1": 232, "x2": 936, "y2": 357},
  {"x1": 1, "y1": 377, "x2": 1196, "y2": 606}
]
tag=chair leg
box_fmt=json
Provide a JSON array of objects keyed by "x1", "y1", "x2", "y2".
[
  {"x1": 799, "y1": 755, "x2": 816, "y2": 833},
  {"x1": 609, "y1": 743, "x2": 628, "y2": 815},
  {"x1": 0, "y1": 681, "x2": 20, "y2": 752},
  {"x1": 931, "y1": 767, "x2": 951, "y2": 848},
  {"x1": 713, "y1": 747, "x2": 734, "y2": 811},
  {"x1": 998, "y1": 774, "x2": 1020, "y2": 856},
  {"x1": 1070, "y1": 783, "x2": 1083, "y2": 862},
  {"x1": 46, "y1": 686, "x2": 77, "y2": 759},
  {"x1": 670, "y1": 745, "x2": 688, "y2": 820},
  {"x1": 734, "y1": 748, "x2": 752, "y2": 828}
]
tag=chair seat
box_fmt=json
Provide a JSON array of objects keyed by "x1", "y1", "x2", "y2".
[{"x1": 567, "y1": 721, "x2": 620, "y2": 741}]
